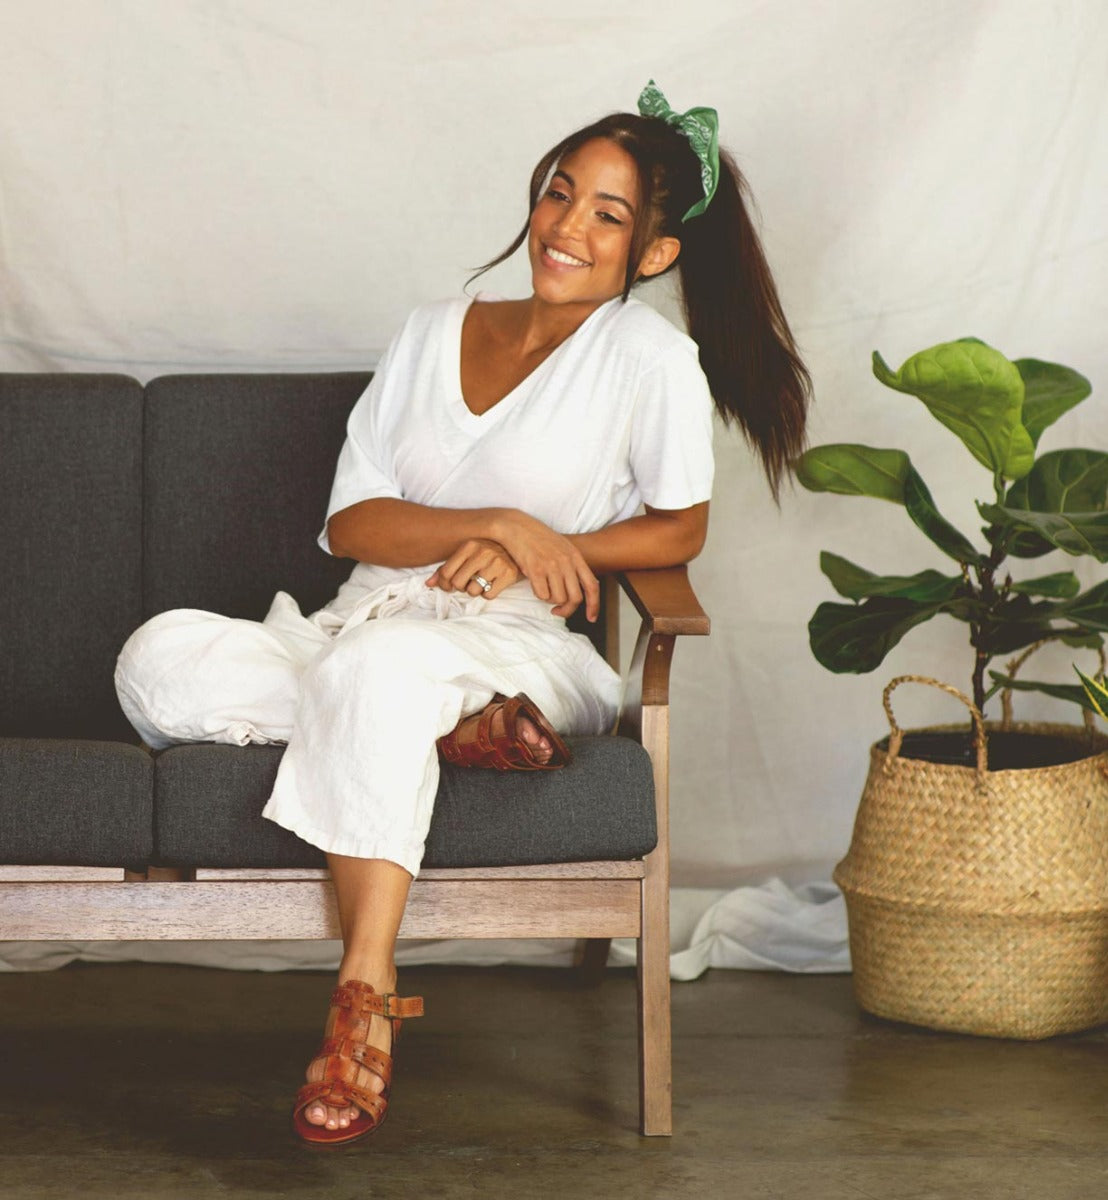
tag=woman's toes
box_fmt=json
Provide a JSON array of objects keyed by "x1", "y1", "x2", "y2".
[
  {"x1": 517, "y1": 716, "x2": 553, "y2": 763},
  {"x1": 307, "y1": 1102, "x2": 327, "y2": 1126}
]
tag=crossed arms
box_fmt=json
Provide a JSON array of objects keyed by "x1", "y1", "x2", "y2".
[{"x1": 326, "y1": 498, "x2": 709, "y2": 623}]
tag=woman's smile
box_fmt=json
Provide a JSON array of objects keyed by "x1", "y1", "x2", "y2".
[
  {"x1": 542, "y1": 244, "x2": 591, "y2": 268},
  {"x1": 528, "y1": 136, "x2": 640, "y2": 307}
]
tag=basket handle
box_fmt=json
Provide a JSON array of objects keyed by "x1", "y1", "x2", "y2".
[
  {"x1": 882, "y1": 675, "x2": 988, "y2": 778},
  {"x1": 1000, "y1": 639, "x2": 1107, "y2": 736}
]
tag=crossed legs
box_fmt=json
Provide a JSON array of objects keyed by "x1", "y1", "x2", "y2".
[{"x1": 115, "y1": 604, "x2": 609, "y2": 1134}]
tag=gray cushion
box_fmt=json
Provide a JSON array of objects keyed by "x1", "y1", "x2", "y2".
[
  {"x1": 0, "y1": 375, "x2": 143, "y2": 739},
  {"x1": 0, "y1": 739, "x2": 153, "y2": 868},
  {"x1": 153, "y1": 737, "x2": 656, "y2": 869},
  {"x1": 143, "y1": 373, "x2": 369, "y2": 622}
]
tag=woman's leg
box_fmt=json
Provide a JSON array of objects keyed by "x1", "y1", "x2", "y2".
[
  {"x1": 302, "y1": 854, "x2": 414, "y2": 1131},
  {"x1": 276, "y1": 611, "x2": 620, "y2": 1134},
  {"x1": 114, "y1": 596, "x2": 328, "y2": 748}
]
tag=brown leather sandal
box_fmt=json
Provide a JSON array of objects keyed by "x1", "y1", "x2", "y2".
[
  {"x1": 436, "y1": 692, "x2": 571, "y2": 770},
  {"x1": 292, "y1": 980, "x2": 423, "y2": 1146}
]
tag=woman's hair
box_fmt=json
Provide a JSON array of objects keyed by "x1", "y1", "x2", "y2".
[{"x1": 472, "y1": 112, "x2": 812, "y2": 498}]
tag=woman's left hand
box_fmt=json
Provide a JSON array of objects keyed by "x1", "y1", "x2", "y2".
[{"x1": 426, "y1": 538, "x2": 521, "y2": 600}]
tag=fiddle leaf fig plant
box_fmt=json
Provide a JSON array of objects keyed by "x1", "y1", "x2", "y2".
[{"x1": 797, "y1": 338, "x2": 1104, "y2": 715}]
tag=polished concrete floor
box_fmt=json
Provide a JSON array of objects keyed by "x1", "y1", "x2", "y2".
[{"x1": 0, "y1": 959, "x2": 1106, "y2": 1199}]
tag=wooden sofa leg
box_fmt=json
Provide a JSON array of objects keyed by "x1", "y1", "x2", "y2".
[
  {"x1": 638, "y1": 848, "x2": 672, "y2": 1136},
  {"x1": 573, "y1": 937, "x2": 612, "y2": 982}
]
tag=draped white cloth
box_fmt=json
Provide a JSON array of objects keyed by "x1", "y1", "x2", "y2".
[{"x1": 2, "y1": 0, "x2": 1106, "y2": 975}]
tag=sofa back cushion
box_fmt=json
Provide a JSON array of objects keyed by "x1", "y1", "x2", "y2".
[
  {"x1": 0, "y1": 375, "x2": 143, "y2": 739},
  {"x1": 143, "y1": 374, "x2": 369, "y2": 622}
]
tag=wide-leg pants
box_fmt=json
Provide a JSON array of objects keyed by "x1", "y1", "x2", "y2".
[{"x1": 114, "y1": 583, "x2": 621, "y2": 876}]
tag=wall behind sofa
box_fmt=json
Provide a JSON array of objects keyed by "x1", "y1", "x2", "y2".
[{"x1": 3, "y1": 0, "x2": 1107, "y2": 972}]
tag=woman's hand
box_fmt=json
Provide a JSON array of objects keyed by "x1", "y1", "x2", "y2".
[
  {"x1": 491, "y1": 511, "x2": 600, "y2": 622},
  {"x1": 426, "y1": 538, "x2": 521, "y2": 601}
]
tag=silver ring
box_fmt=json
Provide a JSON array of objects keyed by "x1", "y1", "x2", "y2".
[{"x1": 473, "y1": 575, "x2": 492, "y2": 594}]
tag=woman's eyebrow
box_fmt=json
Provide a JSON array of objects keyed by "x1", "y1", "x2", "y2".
[
  {"x1": 598, "y1": 191, "x2": 635, "y2": 215},
  {"x1": 552, "y1": 168, "x2": 635, "y2": 216}
]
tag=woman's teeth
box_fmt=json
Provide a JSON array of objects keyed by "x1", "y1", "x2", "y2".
[{"x1": 546, "y1": 246, "x2": 588, "y2": 267}]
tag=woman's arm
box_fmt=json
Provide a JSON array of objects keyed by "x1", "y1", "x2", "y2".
[
  {"x1": 568, "y1": 502, "x2": 709, "y2": 574},
  {"x1": 326, "y1": 498, "x2": 504, "y2": 567},
  {"x1": 328, "y1": 497, "x2": 708, "y2": 623}
]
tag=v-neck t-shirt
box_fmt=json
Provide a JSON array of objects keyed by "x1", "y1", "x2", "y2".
[{"x1": 319, "y1": 294, "x2": 715, "y2": 606}]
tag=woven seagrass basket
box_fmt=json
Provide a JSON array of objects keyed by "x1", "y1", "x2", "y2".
[{"x1": 835, "y1": 674, "x2": 1108, "y2": 1040}]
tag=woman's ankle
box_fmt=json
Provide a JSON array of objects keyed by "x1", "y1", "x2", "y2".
[{"x1": 336, "y1": 958, "x2": 397, "y2": 994}]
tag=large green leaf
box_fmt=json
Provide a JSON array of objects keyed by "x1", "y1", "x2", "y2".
[
  {"x1": 797, "y1": 444, "x2": 982, "y2": 565},
  {"x1": 1057, "y1": 579, "x2": 1108, "y2": 632},
  {"x1": 999, "y1": 527, "x2": 1056, "y2": 560},
  {"x1": 988, "y1": 671, "x2": 1095, "y2": 712},
  {"x1": 1062, "y1": 632, "x2": 1106, "y2": 650},
  {"x1": 1006, "y1": 449, "x2": 1108, "y2": 513},
  {"x1": 808, "y1": 596, "x2": 952, "y2": 674},
  {"x1": 873, "y1": 340, "x2": 1034, "y2": 482},
  {"x1": 1000, "y1": 450, "x2": 1108, "y2": 559},
  {"x1": 796, "y1": 445, "x2": 910, "y2": 501},
  {"x1": 1008, "y1": 571, "x2": 1081, "y2": 598},
  {"x1": 903, "y1": 467, "x2": 983, "y2": 565},
  {"x1": 1015, "y1": 359, "x2": 1092, "y2": 445},
  {"x1": 979, "y1": 504, "x2": 1108, "y2": 562},
  {"x1": 974, "y1": 594, "x2": 1063, "y2": 655},
  {"x1": 819, "y1": 553, "x2": 964, "y2": 602}
]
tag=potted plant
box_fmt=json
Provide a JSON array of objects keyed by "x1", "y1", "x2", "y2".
[{"x1": 797, "y1": 338, "x2": 1108, "y2": 1038}]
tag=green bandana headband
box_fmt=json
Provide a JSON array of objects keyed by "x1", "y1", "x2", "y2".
[{"x1": 636, "y1": 79, "x2": 720, "y2": 223}]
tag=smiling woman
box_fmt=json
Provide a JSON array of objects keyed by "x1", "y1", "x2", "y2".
[
  {"x1": 526, "y1": 139, "x2": 679, "y2": 309},
  {"x1": 112, "y1": 81, "x2": 811, "y2": 1145}
]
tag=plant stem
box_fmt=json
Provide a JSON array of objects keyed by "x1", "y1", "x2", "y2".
[{"x1": 969, "y1": 531, "x2": 1009, "y2": 717}]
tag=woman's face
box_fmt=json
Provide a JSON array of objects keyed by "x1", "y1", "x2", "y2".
[{"x1": 527, "y1": 137, "x2": 642, "y2": 309}]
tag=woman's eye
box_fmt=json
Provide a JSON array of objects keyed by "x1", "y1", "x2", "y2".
[
  {"x1": 546, "y1": 188, "x2": 570, "y2": 202},
  {"x1": 598, "y1": 211, "x2": 623, "y2": 225}
]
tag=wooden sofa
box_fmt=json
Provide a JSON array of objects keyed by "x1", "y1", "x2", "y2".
[{"x1": 0, "y1": 371, "x2": 709, "y2": 1135}]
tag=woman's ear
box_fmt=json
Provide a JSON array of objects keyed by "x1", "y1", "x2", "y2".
[{"x1": 638, "y1": 236, "x2": 681, "y2": 279}]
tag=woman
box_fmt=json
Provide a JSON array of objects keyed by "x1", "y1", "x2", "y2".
[{"x1": 114, "y1": 82, "x2": 810, "y2": 1144}]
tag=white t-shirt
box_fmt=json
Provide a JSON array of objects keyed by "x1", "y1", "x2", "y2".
[{"x1": 318, "y1": 294, "x2": 715, "y2": 616}]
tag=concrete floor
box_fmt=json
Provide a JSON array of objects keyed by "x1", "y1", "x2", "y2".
[{"x1": 0, "y1": 961, "x2": 1106, "y2": 1199}]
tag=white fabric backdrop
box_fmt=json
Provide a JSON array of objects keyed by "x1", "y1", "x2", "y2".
[{"x1": 2, "y1": 0, "x2": 1107, "y2": 975}]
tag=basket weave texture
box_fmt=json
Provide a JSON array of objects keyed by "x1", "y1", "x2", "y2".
[{"x1": 835, "y1": 676, "x2": 1108, "y2": 1040}]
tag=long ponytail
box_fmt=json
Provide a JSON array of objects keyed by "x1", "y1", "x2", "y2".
[
  {"x1": 472, "y1": 112, "x2": 812, "y2": 499},
  {"x1": 674, "y1": 148, "x2": 811, "y2": 499}
]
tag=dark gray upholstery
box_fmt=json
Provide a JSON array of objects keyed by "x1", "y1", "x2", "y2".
[
  {"x1": 143, "y1": 374, "x2": 369, "y2": 621},
  {"x1": 0, "y1": 738, "x2": 153, "y2": 867},
  {"x1": 153, "y1": 737, "x2": 656, "y2": 869},
  {"x1": 0, "y1": 375, "x2": 143, "y2": 740},
  {"x1": 1, "y1": 370, "x2": 654, "y2": 873}
]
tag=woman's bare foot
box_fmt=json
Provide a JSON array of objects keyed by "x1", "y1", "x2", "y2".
[
  {"x1": 516, "y1": 714, "x2": 554, "y2": 764},
  {"x1": 302, "y1": 968, "x2": 396, "y2": 1131}
]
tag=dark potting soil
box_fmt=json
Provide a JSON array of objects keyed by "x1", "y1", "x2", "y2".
[{"x1": 878, "y1": 729, "x2": 1097, "y2": 770}]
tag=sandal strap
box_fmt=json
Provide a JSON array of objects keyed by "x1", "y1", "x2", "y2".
[
  {"x1": 295, "y1": 1079, "x2": 388, "y2": 1123},
  {"x1": 330, "y1": 981, "x2": 424, "y2": 1019},
  {"x1": 316, "y1": 1036, "x2": 393, "y2": 1081}
]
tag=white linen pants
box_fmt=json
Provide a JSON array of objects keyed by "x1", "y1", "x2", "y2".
[{"x1": 114, "y1": 581, "x2": 621, "y2": 876}]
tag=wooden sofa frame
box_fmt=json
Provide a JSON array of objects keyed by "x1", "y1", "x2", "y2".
[{"x1": 0, "y1": 567, "x2": 708, "y2": 1136}]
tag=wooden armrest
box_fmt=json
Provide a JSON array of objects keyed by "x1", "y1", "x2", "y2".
[
  {"x1": 617, "y1": 566, "x2": 710, "y2": 637},
  {"x1": 617, "y1": 567, "x2": 710, "y2": 722}
]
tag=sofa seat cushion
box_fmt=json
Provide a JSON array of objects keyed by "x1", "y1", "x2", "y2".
[
  {"x1": 0, "y1": 739, "x2": 154, "y2": 869},
  {"x1": 153, "y1": 738, "x2": 656, "y2": 869}
]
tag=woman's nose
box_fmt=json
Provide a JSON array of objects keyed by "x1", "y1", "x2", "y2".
[{"x1": 553, "y1": 201, "x2": 587, "y2": 240}]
